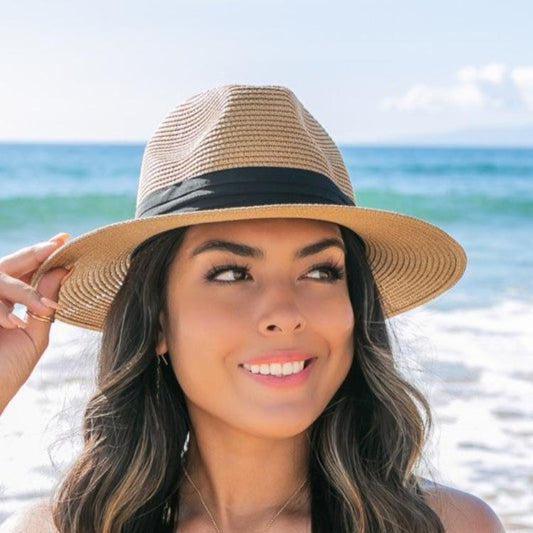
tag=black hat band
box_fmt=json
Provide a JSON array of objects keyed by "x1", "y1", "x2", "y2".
[{"x1": 135, "y1": 166, "x2": 355, "y2": 218}]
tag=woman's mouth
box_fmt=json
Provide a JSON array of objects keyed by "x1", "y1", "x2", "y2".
[
  {"x1": 238, "y1": 358, "x2": 316, "y2": 387},
  {"x1": 240, "y1": 359, "x2": 312, "y2": 376}
]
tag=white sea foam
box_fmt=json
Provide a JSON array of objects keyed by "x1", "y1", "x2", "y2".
[
  {"x1": 391, "y1": 299, "x2": 533, "y2": 531},
  {"x1": 1, "y1": 300, "x2": 531, "y2": 530},
  {"x1": 0, "y1": 322, "x2": 99, "y2": 523}
]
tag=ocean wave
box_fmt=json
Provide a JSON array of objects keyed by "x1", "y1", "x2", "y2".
[
  {"x1": 0, "y1": 193, "x2": 136, "y2": 228},
  {"x1": 389, "y1": 299, "x2": 533, "y2": 530},
  {"x1": 352, "y1": 162, "x2": 533, "y2": 177},
  {"x1": 357, "y1": 188, "x2": 533, "y2": 222},
  {"x1": 390, "y1": 299, "x2": 533, "y2": 375}
]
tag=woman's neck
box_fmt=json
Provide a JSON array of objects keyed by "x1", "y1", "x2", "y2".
[{"x1": 179, "y1": 421, "x2": 311, "y2": 531}]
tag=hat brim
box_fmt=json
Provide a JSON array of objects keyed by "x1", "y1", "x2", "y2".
[{"x1": 30, "y1": 204, "x2": 466, "y2": 331}]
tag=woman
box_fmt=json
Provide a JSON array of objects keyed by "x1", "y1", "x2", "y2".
[{"x1": 0, "y1": 85, "x2": 505, "y2": 532}]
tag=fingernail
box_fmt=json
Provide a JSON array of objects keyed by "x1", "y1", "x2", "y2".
[
  {"x1": 8, "y1": 313, "x2": 27, "y2": 328},
  {"x1": 40, "y1": 296, "x2": 62, "y2": 310},
  {"x1": 60, "y1": 267, "x2": 75, "y2": 286},
  {"x1": 49, "y1": 232, "x2": 71, "y2": 245}
]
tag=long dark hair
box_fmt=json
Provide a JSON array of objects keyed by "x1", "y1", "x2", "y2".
[{"x1": 51, "y1": 222, "x2": 445, "y2": 532}]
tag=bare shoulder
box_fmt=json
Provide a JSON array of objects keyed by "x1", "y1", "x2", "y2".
[
  {"x1": 419, "y1": 477, "x2": 506, "y2": 533},
  {"x1": 0, "y1": 498, "x2": 58, "y2": 533}
]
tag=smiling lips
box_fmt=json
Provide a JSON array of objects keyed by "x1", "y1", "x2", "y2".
[{"x1": 239, "y1": 351, "x2": 315, "y2": 378}]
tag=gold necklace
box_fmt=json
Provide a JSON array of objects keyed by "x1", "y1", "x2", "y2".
[{"x1": 182, "y1": 465, "x2": 309, "y2": 533}]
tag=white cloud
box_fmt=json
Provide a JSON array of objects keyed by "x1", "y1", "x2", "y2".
[
  {"x1": 380, "y1": 80, "x2": 501, "y2": 112},
  {"x1": 511, "y1": 66, "x2": 533, "y2": 109},
  {"x1": 380, "y1": 62, "x2": 524, "y2": 113},
  {"x1": 457, "y1": 63, "x2": 506, "y2": 84}
]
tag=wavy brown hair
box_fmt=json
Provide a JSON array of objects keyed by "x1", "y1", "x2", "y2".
[{"x1": 51, "y1": 222, "x2": 445, "y2": 532}]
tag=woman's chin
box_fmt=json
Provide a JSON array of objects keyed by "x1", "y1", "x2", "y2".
[
  {"x1": 186, "y1": 396, "x2": 324, "y2": 440},
  {"x1": 232, "y1": 412, "x2": 317, "y2": 440}
]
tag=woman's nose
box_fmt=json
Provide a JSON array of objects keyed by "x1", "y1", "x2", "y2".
[{"x1": 256, "y1": 283, "x2": 307, "y2": 334}]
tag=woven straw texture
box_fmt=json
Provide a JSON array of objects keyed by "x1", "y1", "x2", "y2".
[
  {"x1": 137, "y1": 85, "x2": 355, "y2": 209},
  {"x1": 31, "y1": 84, "x2": 466, "y2": 331}
]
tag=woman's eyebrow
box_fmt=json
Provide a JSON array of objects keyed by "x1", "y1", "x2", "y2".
[{"x1": 190, "y1": 237, "x2": 346, "y2": 259}]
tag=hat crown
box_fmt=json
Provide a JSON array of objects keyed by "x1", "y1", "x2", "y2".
[{"x1": 136, "y1": 84, "x2": 355, "y2": 212}]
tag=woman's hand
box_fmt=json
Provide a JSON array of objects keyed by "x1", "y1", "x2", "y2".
[{"x1": 0, "y1": 233, "x2": 72, "y2": 414}]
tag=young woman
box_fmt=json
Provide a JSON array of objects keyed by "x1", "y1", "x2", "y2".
[{"x1": 0, "y1": 85, "x2": 505, "y2": 532}]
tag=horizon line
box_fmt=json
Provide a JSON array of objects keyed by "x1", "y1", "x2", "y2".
[{"x1": 1, "y1": 140, "x2": 533, "y2": 150}]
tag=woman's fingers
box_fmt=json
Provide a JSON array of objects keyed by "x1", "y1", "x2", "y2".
[
  {"x1": 0, "y1": 300, "x2": 18, "y2": 329},
  {"x1": 0, "y1": 233, "x2": 70, "y2": 279},
  {"x1": 22, "y1": 267, "x2": 70, "y2": 354},
  {"x1": 0, "y1": 297, "x2": 14, "y2": 314},
  {"x1": 0, "y1": 270, "x2": 63, "y2": 318},
  {"x1": 0, "y1": 233, "x2": 70, "y2": 320},
  {"x1": 19, "y1": 269, "x2": 37, "y2": 285}
]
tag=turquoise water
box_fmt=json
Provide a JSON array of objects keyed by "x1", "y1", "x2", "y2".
[
  {"x1": 342, "y1": 146, "x2": 533, "y2": 310},
  {"x1": 1, "y1": 143, "x2": 532, "y2": 311}
]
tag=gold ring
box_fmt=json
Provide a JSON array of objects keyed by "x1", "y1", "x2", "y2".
[{"x1": 26, "y1": 310, "x2": 55, "y2": 323}]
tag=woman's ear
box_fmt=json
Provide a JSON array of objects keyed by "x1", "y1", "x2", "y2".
[{"x1": 155, "y1": 310, "x2": 168, "y2": 354}]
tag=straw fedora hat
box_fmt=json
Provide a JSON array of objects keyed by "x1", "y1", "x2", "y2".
[{"x1": 31, "y1": 84, "x2": 466, "y2": 331}]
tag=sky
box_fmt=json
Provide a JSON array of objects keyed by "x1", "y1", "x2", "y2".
[{"x1": 1, "y1": 0, "x2": 532, "y2": 144}]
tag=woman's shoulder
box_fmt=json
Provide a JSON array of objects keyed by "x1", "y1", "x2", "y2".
[
  {"x1": 419, "y1": 477, "x2": 506, "y2": 532},
  {"x1": 0, "y1": 498, "x2": 57, "y2": 533},
  {"x1": 0, "y1": 482, "x2": 506, "y2": 533}
]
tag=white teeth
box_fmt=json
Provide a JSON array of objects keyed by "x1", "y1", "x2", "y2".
[
  {"x1": 282, "y1": 362, "x2": 293, "y2": 375},
  {"x1": 271, "y1": 363, "x2": 282, "y2": 376},
  {"x1": 243, "y1": 360, "x2": 306, "y2": 376}
]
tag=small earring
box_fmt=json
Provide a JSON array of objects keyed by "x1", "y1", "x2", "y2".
[{"x1": 157, "y1": 352, "x2": 169, "y2": 365}]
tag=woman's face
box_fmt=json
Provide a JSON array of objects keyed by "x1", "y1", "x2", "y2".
[{"x1": 156, "y1": 218, "x2": 355, "y2": 439}]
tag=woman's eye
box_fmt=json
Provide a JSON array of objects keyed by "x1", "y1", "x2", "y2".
[
  {"x1": 204, "y1": 264, "x2": 251, "y2": 284},
  {"x1": 204, "y1": 262, "x2": 345, "y2": 284},
  {"x1": 306, "y1": 263, "x2": 345, "y2": 282}
]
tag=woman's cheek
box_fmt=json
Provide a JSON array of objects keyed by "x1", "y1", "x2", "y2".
[
  {"x1": 170, "y1": 296, "x2": 243, "y2": 361},
  {"x1": 311, "y1": 291, "x2": 354, "y2": 328}
]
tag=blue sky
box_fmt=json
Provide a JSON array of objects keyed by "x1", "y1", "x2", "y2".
[{"x1": 1, "y1": 0, "x2": 532, "y2": 143}]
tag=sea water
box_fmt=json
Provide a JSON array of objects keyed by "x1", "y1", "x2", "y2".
[{"x1": 0, "y1": 144, "x2": 531, "y2": 530}]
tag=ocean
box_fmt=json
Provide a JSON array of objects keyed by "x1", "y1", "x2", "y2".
[{"x1": 0, "y1": 143, "x2": 531, "y2": 530}]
